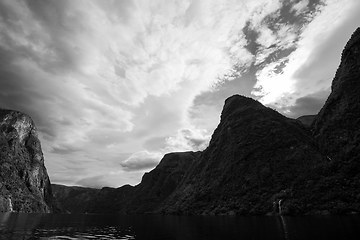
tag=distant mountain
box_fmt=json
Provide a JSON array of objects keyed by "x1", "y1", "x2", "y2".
[
  {"x1": 0, "y1": 109, "x2": 61, "y2": 213},
  {"x1": 53, "y1": 151, "x2": 199, "y2": 214},
  {"x1": 125, "y1": 151, "x2": 200, "y2": 214},
  {"x1": 296, "y1": 115, "x2": 316, "y2": 127},
  {"x1": 51, "y1": 184, "x2": 100, "y2": 213},
  {"x1": 84, "y1": 185, "x2": 134, "y2": 214}
]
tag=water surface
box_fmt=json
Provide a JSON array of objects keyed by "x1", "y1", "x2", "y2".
[{"x1": 0, "y1": 212, "x2": 359, "y2": 239}]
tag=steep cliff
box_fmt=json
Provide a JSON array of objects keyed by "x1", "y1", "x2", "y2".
[
  {"x1": 312, "y1": 27, "x2": 360, "y2": 162},
  {"x1": 0, "y1": 109, "x2": 60, "y2": 213},
  {"x1": 308, "y1": 27, "x2": 360, "y2": 214}
]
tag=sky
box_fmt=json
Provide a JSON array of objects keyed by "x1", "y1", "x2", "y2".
[{"x1": 0, "y1": 0, "x2": 359, "y2": 188}]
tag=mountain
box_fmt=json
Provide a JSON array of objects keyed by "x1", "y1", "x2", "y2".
[
  {"x1": 308, "y1": 27, "x2": 360, "y2": 214},
  {"x1": 0, "y1": 109, "x2": 60, "y2": 213},
  {"x1": 51, "y1": 184, "x2": 100, "y2": 213},
  {"x1": 157, "y1": 96, "x2": 328, "y2": 215},
  {"x1": 297, "y1": 115, "x2": 316, "y2": 127},
  {"x1": 125, "y1": 151, "x2": 200, "y2": 214},
  {"x1": 54, "y1": 151, "x2": 199, "y2": 214},
  {"x1": 84, "y1": 185, "x2": 134, "y2": 214},
  {"x1": 313, "y1": 28, "x2": 360, "y2": 163}
]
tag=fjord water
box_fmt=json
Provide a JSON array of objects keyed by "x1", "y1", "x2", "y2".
[{"x1": 0, "y1": 213, "x2": 359, "y2": 240}]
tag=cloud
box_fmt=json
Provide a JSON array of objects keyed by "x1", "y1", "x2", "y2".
[
  {"x1": 273, "y1": 88, "x2": 330, "y2": 118},
  {"x1": 143, "y1": 136, "x2": 167, "y2": 151},
  {"x1": 291, "y1": 0, "x2": 310, "y2": 15},
  {"x1": 292, "y1": 1, "x2": 360, "y2": 89},
  {"x1": 164, "y1": 128, "x2": 211, "y2": 152},
  {"x1": 51, "y1": 144, "x2": 80, "y2": 155},
  {"x1": 120, "y1": 127, "x2": 210, "y2": 172},
  {"x1": 252, "y1": 0, "x2": 360, "y2": 108},
  {"x1": 120, "y1": 150, "x2": 163, "y2": 172},
  {"x1": 75, "y1": 175, "x2": 111, "y2": 189}
]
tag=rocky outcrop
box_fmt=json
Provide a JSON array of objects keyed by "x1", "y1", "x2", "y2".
[{"x1": 0, "y1": 109, "x2": 60, "y2": 213}]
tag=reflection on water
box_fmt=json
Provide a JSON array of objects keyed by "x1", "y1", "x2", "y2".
[
  {"x1": 0, "y1": 213, "x2": 136, "y2": 240},
  {"x1": 0, "y1": 213, "x2": 360, "y2": 240}
]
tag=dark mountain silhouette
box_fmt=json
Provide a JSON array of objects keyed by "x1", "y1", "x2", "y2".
[
  {"x1": 124, "y1": 151, "x2": 200, "y2": 214},
  {"x1": 313, "y1": 27, "x2": 360, "y2": 163},
  {"x1": 297, "y1": 115, "x2": 316, "y2": 127},
  {"x1": 0, "y1": 109, "x2": 61, "y2": 212},
  {"x1": 53, "y1": 152, "x2": 199, "y2": 214},
  {"x1": 157, "y1": 96, "x2": 327, "y2": 215}
]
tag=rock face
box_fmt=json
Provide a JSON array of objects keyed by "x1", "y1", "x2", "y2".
[{"x1": 0, "y1": 109, "x2": 60, "y2": 213}]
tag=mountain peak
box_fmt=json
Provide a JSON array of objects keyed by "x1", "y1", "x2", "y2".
[
  {"x1": 331, "y1": 27, "x2": 360, "y2": 93},
  {"x1": 221, "y1": 95, "x2": 264, "y2": 121}
]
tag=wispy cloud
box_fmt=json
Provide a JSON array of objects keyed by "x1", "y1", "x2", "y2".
[{"x1": 252, "y1": 0, "x2": 360, "y2": 110}]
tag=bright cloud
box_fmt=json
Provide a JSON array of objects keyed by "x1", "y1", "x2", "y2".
[
  {"x1": 291, "y1": 0, "x2": 310, "y2": 15},
  {"x1": 0, "y1": 0, "x2": 358, "y2": 188},
  {"x1": 120, "y1": 150, "x2": 164, "y2": 172},
  {"x1": 252, "y1": 0, "x2": 360, "y2": 110},
  {"x1": 164, "y1": 128, "x2": 211, "y2": 152}
]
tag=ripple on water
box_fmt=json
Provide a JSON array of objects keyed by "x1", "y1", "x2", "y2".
[{"x1": 33, "y1": 226, "x2": 136, "y2": 240}]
